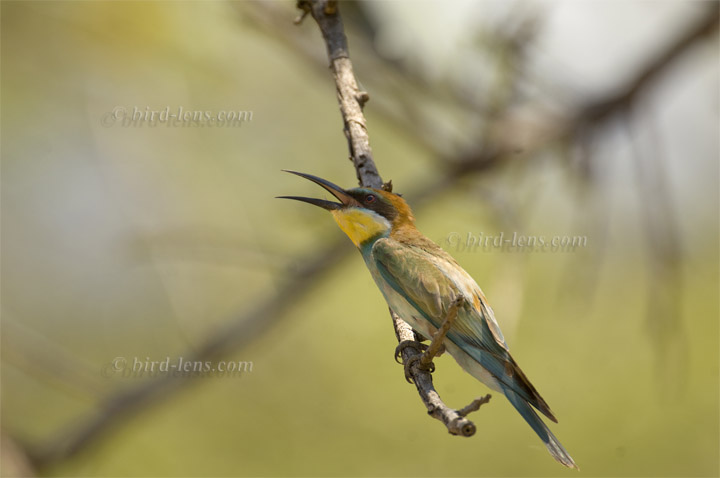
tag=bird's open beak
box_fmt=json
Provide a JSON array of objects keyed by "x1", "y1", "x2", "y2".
[{"x1": 278, "y1": 170, "x2": 359, "y2": 210}]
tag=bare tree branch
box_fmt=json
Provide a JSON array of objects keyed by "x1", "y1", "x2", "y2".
[
  {"x1": 299, "y1": 0, "x2": 489, "y2": 436},
  {"x1": 298, "y1": 0, "x2": 381, "y2": 189},
  {"x1": 391, "y1": 313, "x2": 487, "y2": 436}
]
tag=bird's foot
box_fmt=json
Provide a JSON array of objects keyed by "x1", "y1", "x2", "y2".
[
  {"x1": 412, "y1": 342, "x2": 447, "y2": 378},
  {"x1": 394, "y1": 340, "x2": 428, "y2": 364},
  {"x1": 401, "y1": 355, "x2": 435, "y2": 383},
  {"x1": 394, "y1": 340, "x2": 435, "y2": 383},
  {"x1": 427, "y1": 343, "x2": 446, "y2": 357},
  {"x1": 395, "y1": 298, "x2": 464, "y2": 384}
]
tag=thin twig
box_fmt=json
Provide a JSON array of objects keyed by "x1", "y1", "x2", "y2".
[{"x1": 457, "y1": 395, "x2": 493, "y2": 417}]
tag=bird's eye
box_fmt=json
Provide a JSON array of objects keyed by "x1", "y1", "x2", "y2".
[{"x1": 365, "y1": 194, "x2": 376, "y2": 204}]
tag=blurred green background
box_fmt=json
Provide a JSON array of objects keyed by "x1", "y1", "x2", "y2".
[{"x1": 1, "y1": 1, "x2": 718, "y2": 477}]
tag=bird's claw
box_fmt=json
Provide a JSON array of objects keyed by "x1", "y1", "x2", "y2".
[
  {"x1": 402, "y1": 355, "x2": 436, "y2": 383},
  {"x1": 394, "y1": 340, "x2": 428, "y2": 364},
  {"x1": 394, "y1": 340, "x2": 437, "y2": 384}
]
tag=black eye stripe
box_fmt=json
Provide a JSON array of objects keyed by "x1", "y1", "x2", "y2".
[{"x1": 347, "y1": 189, "x2": 397, "y2": 222}]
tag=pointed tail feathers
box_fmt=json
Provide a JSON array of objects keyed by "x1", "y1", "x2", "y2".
[{"x1": 502, "y1": 386, "x2": 578, "y2": 469}]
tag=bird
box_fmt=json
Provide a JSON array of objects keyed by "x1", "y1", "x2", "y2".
[{"x1": 279, "y1": 170, "x2": 577, "y2": 469}]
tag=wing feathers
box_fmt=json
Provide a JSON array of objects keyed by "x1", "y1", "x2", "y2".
[{"x1": 372, "y1": 237, "x2": 556, "y2": 422}]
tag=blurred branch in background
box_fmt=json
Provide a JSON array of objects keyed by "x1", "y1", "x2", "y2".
[
  {"x1": 567, "y1": 4, "x2": 716, "y2": 397},
  {"x1": 2, "y1": 316, "x2": 109, "y2": 402},
  {"x1": 25, "y1": 239, "x2": 349, "y2": 467},
  {"x1": 12, "y1": 0, "x2": 718, "y2": 472},
  {"x1": 1, "y1": 433, "x2": 35, "y2": 478},
  {"x1": 572, "y1": 4, "x2": 720, "y2": 139},
  {"x1": 628, "y1": 111, "x2": 687, "y2": 400}
]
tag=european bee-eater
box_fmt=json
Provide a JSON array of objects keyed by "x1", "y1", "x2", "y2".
[{"x1": 280, "y1": 171, "x2": 577, "y2": 469}]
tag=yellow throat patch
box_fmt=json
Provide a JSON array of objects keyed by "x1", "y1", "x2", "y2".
[{"x1": 330, "y1": 208, "x2": 391, "y2": 247}]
